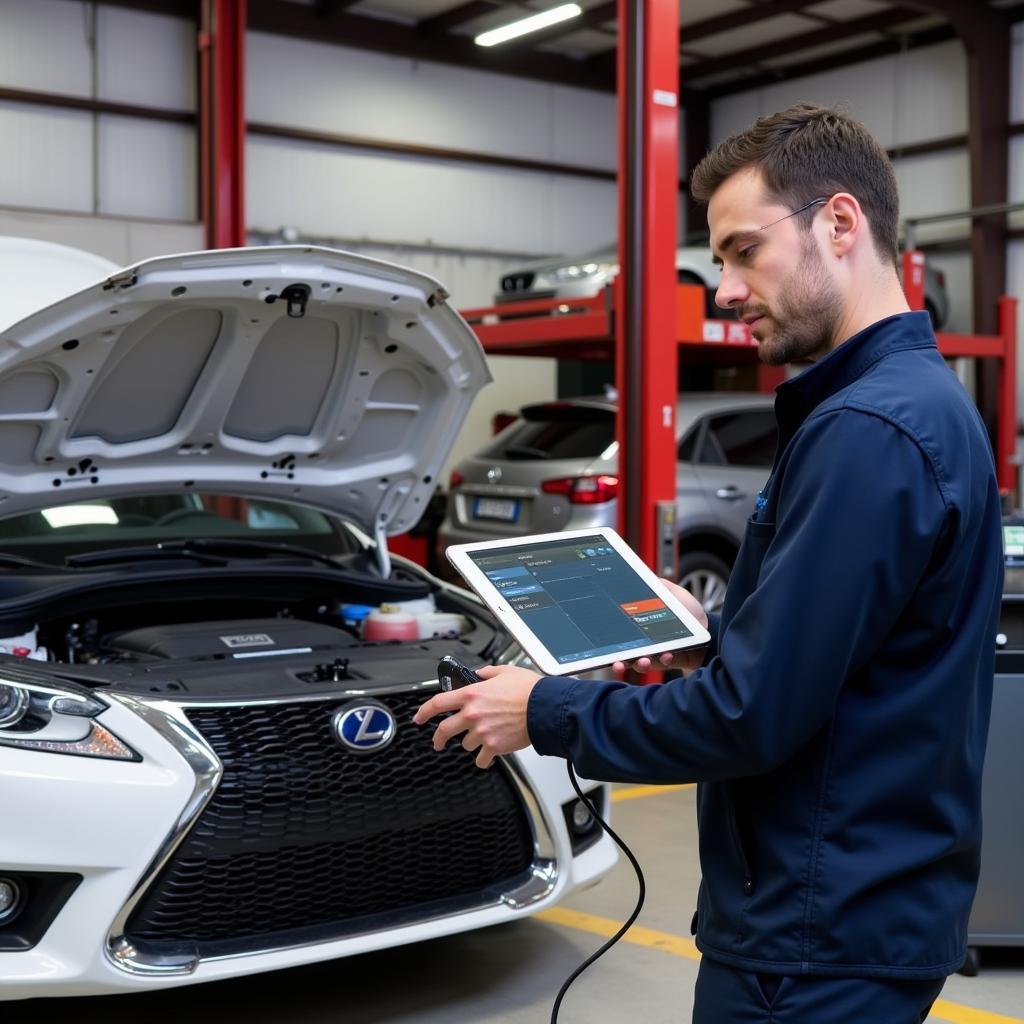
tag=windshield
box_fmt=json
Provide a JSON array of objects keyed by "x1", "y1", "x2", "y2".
[{"x1": 0, "y1": 493, "x2": 364, "y2": 566}]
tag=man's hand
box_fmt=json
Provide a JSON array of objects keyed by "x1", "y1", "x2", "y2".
[
  {"x1": 612, "y1": 579, "x2": 710, "y2": 675},
  {"x1": 413, "y1": 664, "x2": 542, "y2": 769}
]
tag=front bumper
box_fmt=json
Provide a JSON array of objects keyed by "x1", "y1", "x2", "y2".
[{"x1": 0, "y1": 687, "x2": 614, "y2": 999}]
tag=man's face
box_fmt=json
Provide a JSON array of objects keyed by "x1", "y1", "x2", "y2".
[{"x1": 708, "y1": 167, "x2": 842, "y2": 365}]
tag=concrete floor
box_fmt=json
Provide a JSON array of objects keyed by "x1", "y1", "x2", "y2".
[{"x1": 10, "y1": 785, "x2": 1024, "y2": 1023}]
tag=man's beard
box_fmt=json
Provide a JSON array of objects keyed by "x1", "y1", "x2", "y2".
[{"x1": 747, "y1": 236, "x2": 842, "y2": 366}]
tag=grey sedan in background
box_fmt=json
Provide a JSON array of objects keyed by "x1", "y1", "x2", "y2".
[{"x1": 439, "y1": 392, "x2": 778, "y2": 615}]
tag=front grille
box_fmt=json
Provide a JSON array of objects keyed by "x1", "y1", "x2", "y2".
[
  {"x1": 125, "y1": 694, "x2": 535, "y2": 955},
  {"x1": 501, "y1": 272, "x2": 535, "y2": 292}
]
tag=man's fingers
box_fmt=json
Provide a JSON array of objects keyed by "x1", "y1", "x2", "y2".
[
  {"x1": 476, "y1": 663, "x2": 518, "y2": 681},
  {"x1": 429, "y1": 711, "x2": 470, "y2": 751},
  {"x1": 413, "y1": 689, "x2": 466, "y2": 725}
]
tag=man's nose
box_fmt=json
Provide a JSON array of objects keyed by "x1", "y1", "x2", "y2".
[{"x1": 715, "y1": 267, "x2": 749, "y2": 310}]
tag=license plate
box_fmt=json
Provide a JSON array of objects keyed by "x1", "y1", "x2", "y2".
[{"x1": 473, "y1": 497, "x2": 519, "y2": 522}]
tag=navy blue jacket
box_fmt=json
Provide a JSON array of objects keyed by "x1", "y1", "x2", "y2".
[{"x1": 527, "y1": 312, "x2": 1003, "y2": 978}]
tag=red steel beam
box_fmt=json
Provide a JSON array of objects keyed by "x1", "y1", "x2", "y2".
[
  {"x1": 199, "y1": 0, "x2": 246, "y2": 249},
  {"x1": 616, "y1": 0, "x2": 680, "y2": 575}
]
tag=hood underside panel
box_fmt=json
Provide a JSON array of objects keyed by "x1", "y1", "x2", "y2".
[{"x1": 0, "y1": 246, "x2": 492, "y2": 536}]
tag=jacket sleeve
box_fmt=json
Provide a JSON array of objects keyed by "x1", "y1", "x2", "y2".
[{"x1": 526, "y1": 409, "x2": 950, "y2": 783}]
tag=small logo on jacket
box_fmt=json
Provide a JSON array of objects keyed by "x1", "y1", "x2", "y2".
[{"x1": 332, "y1": 703, "x2": 396, "y2": 753}]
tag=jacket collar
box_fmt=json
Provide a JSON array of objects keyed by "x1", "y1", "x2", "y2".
[{"x1": 777, "y1": 311, "x2": 935, "y2": 416}]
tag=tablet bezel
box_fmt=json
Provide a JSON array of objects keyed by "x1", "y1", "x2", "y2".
[{"x1": 446, "y1": 526, "x2": 711, "y2": 676}]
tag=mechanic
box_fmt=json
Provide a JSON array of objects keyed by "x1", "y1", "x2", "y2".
[{"x1": 415, "y1": 104, "x2": 1004, "y2": 1023}]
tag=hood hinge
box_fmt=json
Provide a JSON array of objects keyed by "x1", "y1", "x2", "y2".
[{"x1": 102, "y1": 268, "x2": 139, "y2": 292}]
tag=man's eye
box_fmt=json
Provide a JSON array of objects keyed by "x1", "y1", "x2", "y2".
[{"x1": 738, "y1": 246, "x2": 756, "y2": 261}]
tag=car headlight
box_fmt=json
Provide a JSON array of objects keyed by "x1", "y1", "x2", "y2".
[
  {"x1": 0, "y1": 679, "x2": 138, "y2": 760},
  {"x1": 552, "y1": 262, "x2": 612, "y2": 282}
]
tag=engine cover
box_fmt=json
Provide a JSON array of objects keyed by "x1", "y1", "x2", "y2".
[{"x1": 107, "y1": 618, "x2": 356, "y2": 661}]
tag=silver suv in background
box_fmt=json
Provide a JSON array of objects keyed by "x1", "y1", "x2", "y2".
[{"x1": 439, "y1": 393, "x2": 778, "y2": 615}]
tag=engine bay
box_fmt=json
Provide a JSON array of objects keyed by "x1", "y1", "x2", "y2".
[{"x1": 0, "y1": 573, "x2": 507, "y2": 701}]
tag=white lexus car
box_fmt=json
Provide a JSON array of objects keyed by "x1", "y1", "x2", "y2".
[{"x1": 0, "y1": 239, "x2": 615, "y2": 1000}]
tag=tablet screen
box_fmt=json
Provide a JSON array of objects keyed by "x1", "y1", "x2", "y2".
[{"x1": 466, "y1": 533, "x2": 695, "y2": 666}]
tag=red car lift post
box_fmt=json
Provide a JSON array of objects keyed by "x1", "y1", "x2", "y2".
[
  {"x1": 199, "y1": 0, "x2": 246, "y2": 251},
  {"x1": 616, "y1": 0, "x2": 680, "y2": 576}
]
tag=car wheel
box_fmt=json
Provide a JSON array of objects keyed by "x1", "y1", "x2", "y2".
[
  {"x1": 678, "y1": 271, "x2": 717, "y2": 319},
  {"x1": 678, "y1": 552, "x2": 731, "y2": 616}
]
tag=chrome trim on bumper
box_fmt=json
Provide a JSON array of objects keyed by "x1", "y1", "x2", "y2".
[
  {"x1": 104, "y1": 695, "x2": 223, "y2": 977},
  {"x1": 103, "y1": 689, "x2": 561, "y2": 975}
]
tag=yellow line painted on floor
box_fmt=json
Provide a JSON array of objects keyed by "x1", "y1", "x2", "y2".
[
  {"x1": 929, "y1": 1003, "x2": 1024, "y2": 1024},
  {"x1": 536, "y1": 906, "x2": 700, "y2": 960},
  {"x1": 611, "y1": 783, "x2": 695, "y2": 803},
  {"x1": 535, "y1": 907, "x2": 1024, "y2": 1024}
]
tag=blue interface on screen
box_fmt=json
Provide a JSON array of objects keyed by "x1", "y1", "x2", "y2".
[{"x1": 469, "y1": 534, "x2": 694, "y2": 665}]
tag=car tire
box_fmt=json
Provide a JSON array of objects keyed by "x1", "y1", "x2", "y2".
[
  {"x1": 678, "y1": 271, "x2": 717, "y2": 319},
  {"x1": 677, "y1": 551, "x2": 731, "y2": 616}
]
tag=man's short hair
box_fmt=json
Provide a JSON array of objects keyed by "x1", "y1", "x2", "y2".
[{"x1": 691, "y1": 104, "x2": 900, "y2": 268}]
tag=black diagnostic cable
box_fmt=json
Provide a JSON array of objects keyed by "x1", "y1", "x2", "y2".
[{"x1": 436, "y1": 656, "x2": 647, "y2": 1024}]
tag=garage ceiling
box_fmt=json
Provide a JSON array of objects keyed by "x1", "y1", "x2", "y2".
[{"x1": 235, "y1": 0, "x2": 1024, "y2": 101}]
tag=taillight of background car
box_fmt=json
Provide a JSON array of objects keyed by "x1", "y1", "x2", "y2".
[
  {"x1": 541, "y1": 475, "x2": 619, "y2": 504},
  {"x1": 449, "y1": 469, "x2": 464, "y2": 489}
]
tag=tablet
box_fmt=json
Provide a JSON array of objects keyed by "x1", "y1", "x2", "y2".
[{"x1": 446, "y1": 527, "x2": 711, "y2": 676}]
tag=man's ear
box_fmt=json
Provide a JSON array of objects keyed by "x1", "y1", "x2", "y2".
[{"x1": 827, "y1": 192, "x2": 861, "y2": 257}]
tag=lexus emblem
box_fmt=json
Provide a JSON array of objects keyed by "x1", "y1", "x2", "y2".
[
  {"x1": 487, "y1": 466, "x2": 502, "y2": 483},
  {"x1": 332, "y1": 702, "x2": 396, "y2": 753}
]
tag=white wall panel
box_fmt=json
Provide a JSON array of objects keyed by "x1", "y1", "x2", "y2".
[
  {"x1": 0, "y1": 0, "x2": 92, "y2": 95},
  {"x1": 97, "y1": 117, "x2": 197, "y2": 221},
  {"x1": 548, "y1": 86, "x2": 618, "y2": 170},
  {"x1": 96, "y1": 6, "x2": 196, "y2": 111},
  {"x1": 710, "y1": 92, "x2": 760, "y2": 146},
  {"x1": 246, "y1": 135, "x2": 615, "y2": 258},
  {"x1": 246, "y1": 32, "x2": 615, "y2": 170},
  {"x1": 0, "y1": 207, "x2": 203, "y2": 266},
  {"x1": 889, "y1": 41, "x2": 967, "y2": 145},
  {"x1": 892, "y1": 150, "x2": 971, "y2": 241},
  {"x1": 0, "y1": 103, "x2": 93, "y2": 211},
  {"x1": 709, "y1": 41, "x2": 967, "y2": 150},
  {"x1": 1010, "y1": 136, "x2": 1024, "y2": 208}
]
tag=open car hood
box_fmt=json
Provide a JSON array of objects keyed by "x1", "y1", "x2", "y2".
[{"x1": 0, "y1": 245, "x2": 491, "y2": 542}]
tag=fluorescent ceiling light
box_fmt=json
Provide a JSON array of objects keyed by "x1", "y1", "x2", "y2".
[
  {"x1": 42, "y1": 504, "x2": 118, "y2": 528},
  {"x1": 475, "y1": 3, "x2": 582, "y2": 47}
]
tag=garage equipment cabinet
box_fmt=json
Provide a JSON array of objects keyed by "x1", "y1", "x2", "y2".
[{"x1": 964, "y1": 520, "x2": 1024, "y2": 974}]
